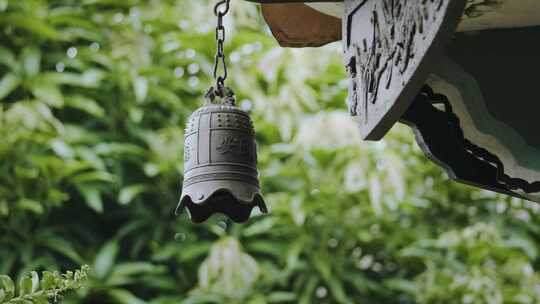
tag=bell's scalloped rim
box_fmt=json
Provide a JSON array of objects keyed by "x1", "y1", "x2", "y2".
[{"x1": 176, "y1": 188, "x2": 267, "y2": 224}]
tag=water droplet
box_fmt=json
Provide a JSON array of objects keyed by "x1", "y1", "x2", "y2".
[
  {"x1": 516, "y1": 210, "x2": 531, "y2": 222},
  {"x1": 113, "y1": 12, "x2": 124, "y2": 24},
  {"x1": 90, "y1": 42, "x2": 100, "y2": 52},
  {"x1": 185, "y1": 49, "x2": 196, "y2": 59},
  {"x1": 328, "y1": 238, "x2": 338, "y2": 248},
  {"x1": 55, "y1": 62, "x2": 65, "y2": 72},
  {"x1": 523, "y1": 264, "x2": 534, "y2": 276},
  {"x1": 129, "y1": 8, "x2": 141, "y2": 19},
  {"x1": 425, "y1": 177, "x2": 434, "y2": 187},
  {"x1": 217, "y1": 220, "x2": 227, "y2": 230},
  {"x1": 338, "y1": 79, "x2": 349, "y2": 89},
  {"x1": 67, "y1": 47, "x2": 77, "y2": 59},
  {"x1": 374, "y1": 141, "x2": 387, "y2": 150},
  {"x1": 174, "y1": 67, "x2": 185, "y2": 78},
  {"x1": 230, "y1": 51, "x2": 240, "y2": 63},
  {"x1": 352, "y1": 247, "x2": 362, "y2": 258},
  {"x1": 178, "y1": 20, "x2": 189, "y2": 29},
  {"x1": 143, "y1": 163, "x2": 159, "y2": 177},
  {"x1": 253, "y1": 41, "x2": 263, "y2": 50},
  {"x1": 463, "y1": 294, "x2": 475, "y2": 304},
  {"x1": 0, "y1": 0, "x2": 8, "y2": 12},
  {"x1": 358, "y1": 255, "x2": 374, "y2": 270},
  {"x1": 240, "y1": 99, "x2": 252, "y2": 111},
  {"x1": 401, "y1": 144, "x2": 410, "y2": 153},
  {"x1": 242, "y1": 44, "x2": 254, "y2": 55},
  {"x1": 496, "y1": 202, "x2": 507, "y2": 214},
  {"x1": 144, "y1": 24, "x2": 153, "y2": 33},
  {"x1": 196, "y1": 24, "x2": 211, "y2": 34},
  {"x1": 315, "y1": 286, "x2": 328, "y2": 298},
  {"x1": 188, "y1": 63, "x2": 200, "y2": 75},
  {"x1": 174, "y1": 233, "x2": 186, "y2": 241},
  {"x1": 188, "y1": 76, "x2": 199, "y2": 87},
  {"x1": 93, "y1": 14, "x2": 104, "y2": 23},
  {"x1": 372, "y1": 262, "x2": 383, "y2": 272},
  {"x1": 369, "y1": 224, "x2": 380, "y2": 234}
]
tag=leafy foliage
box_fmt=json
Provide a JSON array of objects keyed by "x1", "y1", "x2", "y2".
[
  {"x1": 1, "y1": 0, "x2": 540, "y2": 304},
  {"x1": 0, "y1": 265, "x2": 89, "y2": 304}
]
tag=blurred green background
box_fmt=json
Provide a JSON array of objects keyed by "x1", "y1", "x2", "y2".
[{"x1": 2, "y1": 0, "x2": 540, "y2": 303}]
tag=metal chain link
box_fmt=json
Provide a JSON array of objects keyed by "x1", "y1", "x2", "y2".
[{"x1": 213, "y1": 0, "x2": 231, "y2": 95}]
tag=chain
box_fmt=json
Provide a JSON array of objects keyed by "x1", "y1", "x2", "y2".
[{"x1": 213, "y1": 0, "x2": 231, "y2": 95}]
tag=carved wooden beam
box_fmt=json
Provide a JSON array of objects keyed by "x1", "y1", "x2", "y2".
[{"x1": 343, "y1": 0, "x2": 467, "y2": 140}]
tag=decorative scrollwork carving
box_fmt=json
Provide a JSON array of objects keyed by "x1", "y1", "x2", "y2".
[{"x1": 343, "y1": 0, "x2": 465, "y2": 140}]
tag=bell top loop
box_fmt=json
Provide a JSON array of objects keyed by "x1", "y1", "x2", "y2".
[
  {"x1": 203, "y1": 85, "x2": 236, "y2": 107},
  {"x1": 214, "y1": 0, "x2": 231, "y2": 17}
]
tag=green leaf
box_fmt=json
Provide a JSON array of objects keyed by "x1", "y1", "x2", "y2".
[
  {"x1": 133, "y1": 76, "x2": 148, "y2": 103},
  {"x1": 503, "y1": 236, "x2": 538, "y2": 260},
  {"x1": 107, "y1": 262, "x2": 164, "y2": 286},
  {"x1": 268, "y1": 291, "x2": 297, "y2": 303},
  {"x1": 50, "y1": 139, "x2": 75, "y2": 159},
  {"x1": 94, "y1": 143, "x2": 146, "y2": 157},
  {"x1": 1, "y1": 268, "x2": 88, "y2": 303},
  {"x1": 21, "y1": 46, "x2": 41, "y2": 78},
  {"x1": 17, "y1": 199, "x2": 44, "y2": 215},
  {"x1": 242, "y1": 217, "x2": 275, "y2": 237},
  {"x1": 64, "y1": 95, "x2": 105, "y2": 117},
  {"x1": 72, "y1": 171, "x2": 115, "y2": 184},
  {"x1": 312, "y1": 255, "x2": 351, "y2": 304},
  {"x1": 30, "y1": 271, "x2": 39, "y2": 293},
  {"x1": 148, "y1": 85, "x2": 181, "y2": 106},
  {"x1": 177, "y1": 242, "x2": 212, "y2": 262},
  {"x1": 0, "y1": 275, "x2": 15, "y2": 301},
  {"x1": 31, "y1": 82, "x2": 64, "y2": 107},
  {"x1": 39, "y1": 272, "x2": 56, "y2": 291},
  {"x1": 118, "y1": 184, "x2": 148, "y2": 205},
  {"x1": 246, "y1": 240, "x2": 289, "y2": 258},
  {"x1": 19, "y1": 276, "x2": 32, "y2": 296},
  {"x1": 0, "y1": 14, "x2": 66, "y2": 40},
  {"x1": 108, "y1": 289, "x2": 145, "y2": 304},
  {"x1": 0, "y1": 200, "x2": 8, "y2": 217},
  {"x1": 40, "y1": 236, "x2": 84, "y2": 264},
  {"x1": 299, "y1": 276, "x2": 318, "y2": 304},
  {"x1": 0, "y1": 73, "x2": 20, "y2": 100},
  {"x1": 384, "y1": 278, "x2": 417, "y2": 294},
  {"x1": 32, "y1": 296, "x2": 49, "y2": 304},
  {"x1": 42, "y1": 69, "x2": 105, "y2": 88},
  {"x1": 77, "y1": 184, "x2": 103, "y2": 213},
  {"x1": 0, "y1": 47, "x2": 17, "y2": 70},
  {"x1": 93, "y1": 241, "x2": 119, "y2": 280}
]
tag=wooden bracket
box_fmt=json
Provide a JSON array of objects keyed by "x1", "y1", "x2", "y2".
[{"x1": 261, "y1": 3, "x2": 341, "y2": 47}]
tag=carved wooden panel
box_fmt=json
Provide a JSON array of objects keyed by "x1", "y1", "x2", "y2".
[{"x1": 343, "y1": 0, "x2": 466, "y2": 140}]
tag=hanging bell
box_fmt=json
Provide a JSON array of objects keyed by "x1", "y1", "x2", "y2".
[{"x1": 177, "y1": 86, "x2": 267, "y2": 223}]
